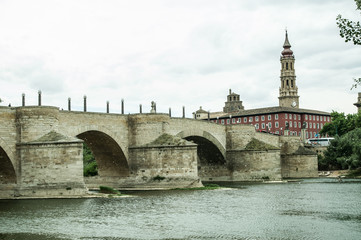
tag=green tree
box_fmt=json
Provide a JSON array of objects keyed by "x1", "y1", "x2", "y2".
[
  {"x1": 336, "y1": 0, "x2": 361, "y2": 89},
  {"x1": 320, "y1": 111, "x2": 361, "y2": 137},
  {"x1": 322, "y1": 128, "x2": 361, "y2": 170}
]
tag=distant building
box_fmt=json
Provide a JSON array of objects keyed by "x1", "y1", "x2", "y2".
[
  {"x1": 194, "y1": 31, "x2": 331, "y2": 139},
  {"x1": 354, "y1": 92, "x2": 361, "y2": 113}
]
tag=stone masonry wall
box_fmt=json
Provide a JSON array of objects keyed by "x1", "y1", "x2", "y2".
[
  {"x1": 128, "y1": 145, "x2": 201, "y2": 188},
  {"x1": 15, "y1": 107, "x2": 60, "y2": 143},
  {"x1": 17, "y1": 141, "x2": 87, "y2": 197},
  {"x1": 227, "y1": 150, "x2": 282, "y2": 181},
  {"x1": 0, "y1": 107, "x2": 17, "y2": 169},
  {"x1": 281, "y1": 154, "x2": 318, "y2": 178}
]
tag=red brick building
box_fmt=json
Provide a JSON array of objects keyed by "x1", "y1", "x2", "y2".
[{"x1": 194, "y1": 31, "x2": 331, "y2": 139}]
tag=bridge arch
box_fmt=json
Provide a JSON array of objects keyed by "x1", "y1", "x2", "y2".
[
  {"x1": 77, "y1": 130, "x2": 130, "y2": 177},
  {"x1": 176, "y1": 130, "x2": 228, "y2": 179},
  {"x1": 176, "y1": 129, "x2": 226, "y2": 158},
  {"x1": 0, "y1": 139, "x2": 16, "y2": 184}
]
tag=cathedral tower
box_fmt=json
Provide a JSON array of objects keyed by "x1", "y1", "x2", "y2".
[{"x1": 278, "y1": 31, "x2": 299, "y2": 108}]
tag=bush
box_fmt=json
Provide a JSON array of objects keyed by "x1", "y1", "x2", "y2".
[
  {"x1": 84, "y1": 161, "x2": 98, "y2": 177},
  {"x1": 99, "y1": 186, "x2": 120, "y2": 194}
]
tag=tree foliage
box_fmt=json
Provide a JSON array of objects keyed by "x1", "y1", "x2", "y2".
[
  {"x1": 336, "y1": 0, "x2": 361, "y2": 89},
  {"x1": 320, "y1": 111, "x2": 361, "y2": 137},
  {"x1": 83, "y1": 143, "x2": 98, "y2": 176},
  {"x1": 321, "y1": 128, "x2": 361, "y2": 170},
  {"x1": 336, "y1": 0, "x2": 361, "y2": 45}
]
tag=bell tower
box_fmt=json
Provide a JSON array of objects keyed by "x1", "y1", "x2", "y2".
[{"x1": 279, "y1": 31, "x2": 299, "y2": 108}]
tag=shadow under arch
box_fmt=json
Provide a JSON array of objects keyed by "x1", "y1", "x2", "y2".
[
  {"x1": 0, "y1": 146, "x2": 16, "y2": 183},
  {"x1": 176, "y1": 130, "x2": 228, "y2": 179},
  {"x1": 176, "y1": 130, "x2": 226, "y2": 159},
  {"x1": 77, "y1": 130, "x2": 130, "y2": 177}
]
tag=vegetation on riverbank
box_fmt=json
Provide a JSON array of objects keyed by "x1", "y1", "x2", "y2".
[
  {"x1": 172, "y1": 183, "x2": 221, "y2": 190},
  {"x1": 318, "y1": 112, "x2": 361, "y2": 171},
  {"x1": 346, "y1": 168, "x2": 361, "y2": 178}
]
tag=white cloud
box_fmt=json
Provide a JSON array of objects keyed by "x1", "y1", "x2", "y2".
[{"x1": 0, "y1": 0, "x2": 360, "y2": 115}]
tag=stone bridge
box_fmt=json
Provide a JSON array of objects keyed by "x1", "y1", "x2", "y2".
[{"x1": 0, "y1": 106, "x2": 317, "y2": 198}]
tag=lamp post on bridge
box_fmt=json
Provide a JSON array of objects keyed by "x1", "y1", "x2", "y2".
[
  {"x1": 83, "y1": 95, "x2": 87, "y2": 112},
  {"x1": 22, "y1": 93, "x2": 25, "y2": 107},
  {"x1": 38, "y1": 90, "x2": 42, "y2": 106}
]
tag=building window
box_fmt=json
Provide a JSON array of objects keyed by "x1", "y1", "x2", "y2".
[
  {"x1": 305, "y1": 115, "x2": 308, "y2": 120},
  {"x1": 306, "y1": 122, "x2": 308, "y2": 128},
  {"x1": 317, "y1": 116, "x2": 319, "y2": 121},
  {"x1": 321, "y1": 123, "x2": 323, "y2": 128},
  {"x1": 294, "y1": 114, "x2": 296, "y2": 120},
  {"x1": 261, "y1": 116, "x2": 265, "y2": 121},
  {"x1": 232, "y1": 118, "x2": 235, "y2": 124},
  {"x1": 262, "y1": 123, "x2": 265, "y2": 129},
  {"x1": 313, "y1": 115, "x2": 315, "y2": 121},
  {"x1": 324, "y1": 116, "x2": 326, "y2": 121},
  {"x1": 227, "y1": 119, "x2": 230, "y2": 124},
  {"x1": 290, "y1": 121, "x2": 293, "y2": 127},
  {"x1": 317, "y1": 123, "x2": 319, "y2": 129},
  {"x1": 275, "y1": 114, "x2": 279, "y2": 120},
  {"x1": 249, "y1": 117, "x2": 253, "y2": 122},
  {"x1": 255, "y1": 116, "x2": 259, "y2": 121},
  {"x1": 268, "y1": 115, "x2": 271, "y2": 120},
  {"x1": 298, "y1": 115, "x2": 301, "y2": 120},
  {"x1": 285, "y1": 114, "x2": 288, "y2": 119},
  {"x1": 255, "y1": 123, "x2": 259, "y2": 129},
  {"x1": 306, "y1": 132, "x2": 309, "y2": 138},
  {"x1": 327, "y1": 117, "x2": 330, "y2": 121},
  {"x1": 313, "y1": 123, "x2": 316, "y2": 129},
  {"x1": 275, "y1": 122, "x2": 279, "y2": 128},
  {"x1": 221, "y1": 119, "x2": 224, "y2": 124},
  {"x1": 244, "y1": 117, "x2": 247, "y2": 123},
  {"x1": 268, "y1": 122, "x2": 272, "y2": 128},
  {"x1": 237, "y1": 118, "x2": 241, "y2": 123},
  {"x1": 294, "y1": 122, "x2": 297, "y2": 128}
]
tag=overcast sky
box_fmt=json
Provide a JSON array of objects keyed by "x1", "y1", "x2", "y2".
[{"x1": 1, "y1": 0, "x2": 360, "y2": 117}]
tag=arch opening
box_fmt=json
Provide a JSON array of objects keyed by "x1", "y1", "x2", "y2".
[
  {"x1": 0, "y1": 146, "x2": 16, "y2": 184},
  {"x1": 184, "y1": 136, "x2": 227, "y2": 179},
  {"x1": 77, "y1": 131, "x2": 129, "y2": 177}
]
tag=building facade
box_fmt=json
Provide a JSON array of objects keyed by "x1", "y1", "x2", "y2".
[{"x1": 194, "y1": 31, "x2": 331, "y2": 139}]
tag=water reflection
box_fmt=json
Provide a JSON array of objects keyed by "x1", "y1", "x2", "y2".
[{"x1": 1, "y1": 179, "x2": 361, "y2": 240}]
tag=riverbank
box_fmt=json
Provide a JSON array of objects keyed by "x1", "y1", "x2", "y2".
[{"x1": 318, "y1": 169, "x2": 361, "y2": 178}]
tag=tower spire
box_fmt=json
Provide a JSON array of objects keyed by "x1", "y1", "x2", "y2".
[{"x1": 282, "y1": 30, "x2": 293, "y2": 56}]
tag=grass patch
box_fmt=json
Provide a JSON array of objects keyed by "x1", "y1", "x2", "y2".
[
  {"x1": 99, "y1": 186, "x2": 121, "y2": 195},
  {"x1": 172, "y1": 183, "x2": 221, "y2": 190},
  {"x1": 346, "y1": 168, "x2": 361, "y2": 178},
  {"x1": 245, "y1": 138, "x2": 280, "y2": 151}
]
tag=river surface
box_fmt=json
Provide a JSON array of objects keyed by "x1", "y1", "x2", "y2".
[{"x1": 1, "y1": 179, "x2": 361, "y2": 240}]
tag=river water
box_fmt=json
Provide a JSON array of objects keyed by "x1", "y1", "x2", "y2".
[{"x1": 1, "y1": 179, "x2": 361, "y2": 240}]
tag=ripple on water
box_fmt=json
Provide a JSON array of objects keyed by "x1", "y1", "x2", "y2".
[{"x1": 1, "y1": 181, "x2": 361, "y2": 240}]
